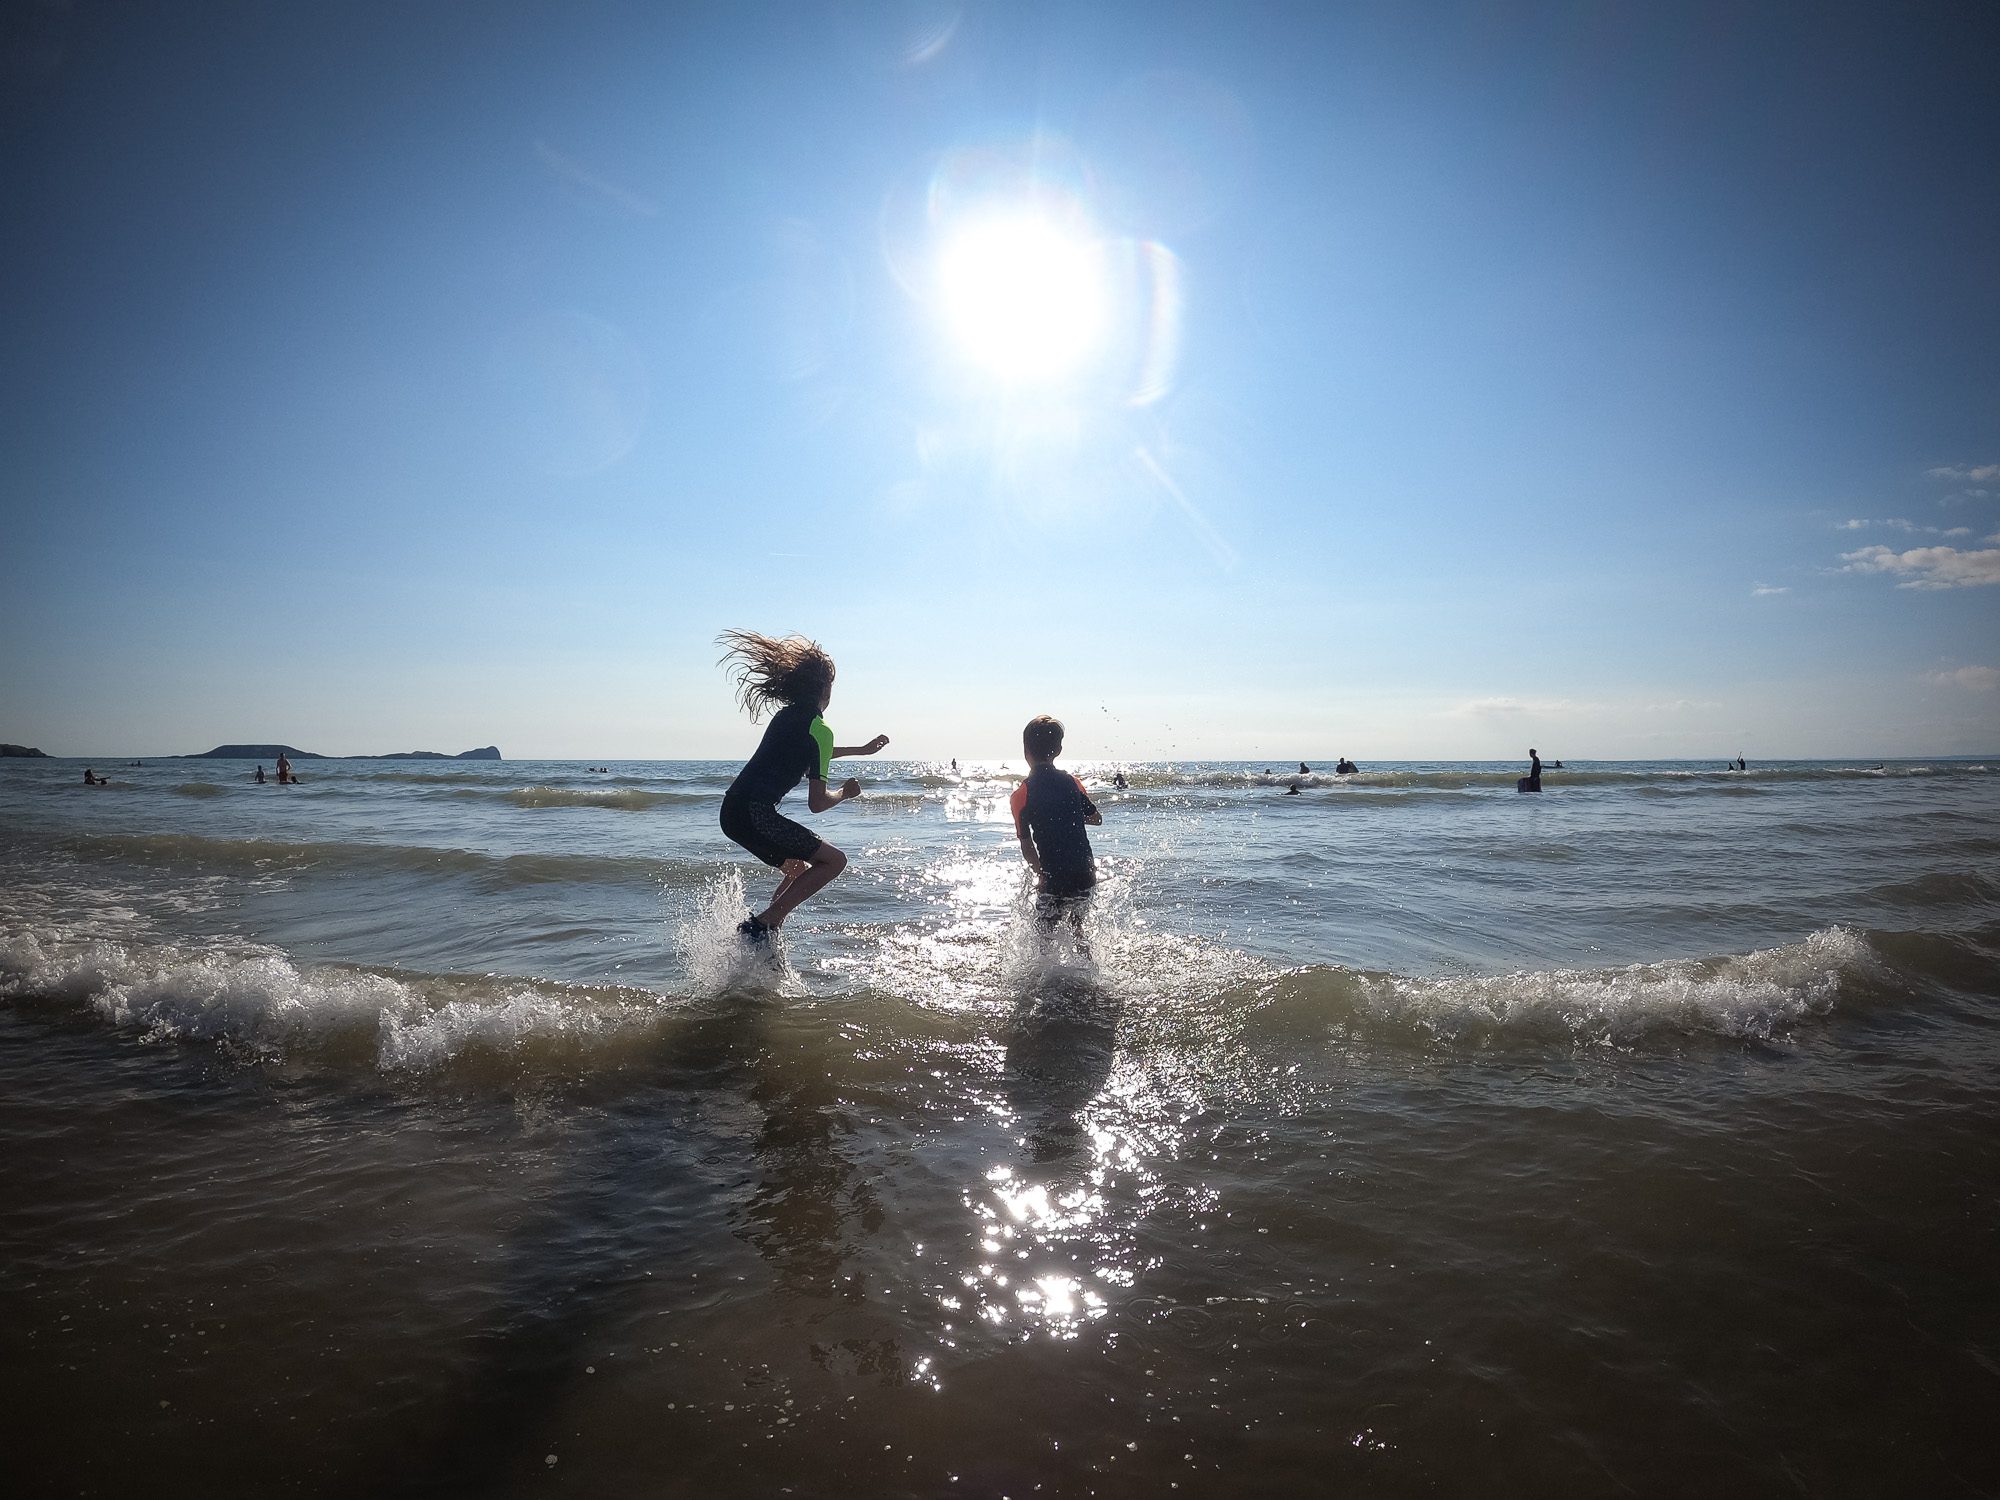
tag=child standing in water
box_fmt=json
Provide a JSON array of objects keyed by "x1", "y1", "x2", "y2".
[
  {"x1": 1010, "y1": 715, "x2": 1103, "y2": 930},
  {"x1": 716, "y1": 630, "x2": 889, "y2": 944}
]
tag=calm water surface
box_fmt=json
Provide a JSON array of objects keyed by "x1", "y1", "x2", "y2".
[{"x1": 3, "y1": 757, "x2": 1997, "y2": 1496}]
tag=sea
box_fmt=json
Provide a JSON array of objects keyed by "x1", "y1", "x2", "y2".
[{"x1": 3, "y1": 755, "x2": 1997, "y2": 1497}]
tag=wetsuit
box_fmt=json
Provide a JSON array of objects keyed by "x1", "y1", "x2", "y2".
[
  {"x1": 1010, "y1": 766, "x2": 1099, "y2": 900},
  {"x1": 1526, "y1": 753, "x2": 1542, "y2": 792},
  {"x1": 721, "y1": 703, "x2": 834, "y2": 867}
]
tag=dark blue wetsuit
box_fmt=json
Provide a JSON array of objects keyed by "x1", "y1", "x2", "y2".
[
  {"x1": 721, "y1": 703, "x2": 834, "y2": 867},
  {"x1": 1010, "y1": 766, "x2": 1099, "y2": 902}
]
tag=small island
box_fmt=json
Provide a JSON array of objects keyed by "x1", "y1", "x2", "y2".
[{"x1": 2, "y1": 743, "x2": 49, "y2": 758}]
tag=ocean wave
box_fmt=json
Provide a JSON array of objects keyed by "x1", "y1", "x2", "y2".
[
  {"x1": 501, "y1": 786, "x2": 686, "y2": 811},
  {"x1": 1866, "y1": 869, "x2": 2000, "y2": 909},
  {"x1": 0, "y1": 906, "x2": 1909, "y2": 1081},
  {"x1": 170, "y1": 782, "x2": 226, "y2": 798},
  {"x1": 1055, "y1": 763, "x2": 1993, "y2": 794},
  {"x1": 1241, "y1": 927, "x2": 1888, "y2": 1048},
  {"x1": 0, "y1": 925, "x2": 663, "y2": 1074},
  {"x1": 55, "y1": 831, "x2": 710, "y2": 890},
  {"x1": 360, "y1": 769, "x2": 513, "y2": 785}
]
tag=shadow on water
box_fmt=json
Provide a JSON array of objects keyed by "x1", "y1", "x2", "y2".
[
  {"x1": 348, "y1": 945, "x2": 1133, "y2": 1497},
  {"x1": 346, "y1": 979, "x2": 885, "y2": 1498},
  {"x1": 1002, "y1": 966, "x2": 1126, "y2": 1164}
]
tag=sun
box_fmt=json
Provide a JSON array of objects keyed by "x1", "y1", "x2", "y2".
[{"x1": 935, "y1": 210, "x2": 1110, "y2": 383}]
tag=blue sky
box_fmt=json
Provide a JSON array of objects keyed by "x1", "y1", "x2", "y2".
[{"x1": 3, "y1": 1, "x2": 1995, "y2": 760}]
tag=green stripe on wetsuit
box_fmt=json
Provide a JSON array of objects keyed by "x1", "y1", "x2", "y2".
[{"x1": 809, "y1": 715, "x2": 833, "y2": 783}]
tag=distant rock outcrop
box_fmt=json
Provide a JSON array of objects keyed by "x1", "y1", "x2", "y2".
[
  {"x1": 1, "y1": 743, "x2": 48, "y2": 757},
  {"x1": 188, "y1": 744, "x2": 323, "y2": 760},
  {"x1": 365, "y1": 746, "x2": 503, "y2": 760}
]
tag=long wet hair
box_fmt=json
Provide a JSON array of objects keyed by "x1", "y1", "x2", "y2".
[{"x1": 715, "y1": 629, "x2": 835, "y2": 721}]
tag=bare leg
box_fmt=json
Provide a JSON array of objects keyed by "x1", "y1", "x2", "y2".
[
  {"x1": 756, "y1": 844, "x2": 847, "y2": 929},
  {"x1": 766, "y1": 857, "x2": 808, "y2": 911}
]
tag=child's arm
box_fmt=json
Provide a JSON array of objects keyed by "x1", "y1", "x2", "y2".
[
  {"x1": 1015, "y1": 818, "x2": 1042, "y2": 876},
  {"x1": 832, "y1": 734, "x2": 890, "y2": 758},
  {"x1": 806, "y1": 776, "x2": 863, "y2": 812},
  {"x1": 1075, "y1": 776, "x2": 1103, "y2": 827}
]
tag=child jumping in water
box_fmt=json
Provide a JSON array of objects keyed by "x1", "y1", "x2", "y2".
[
  {"x1": 716, "y1": 630, "x2": 889, "y2": 945},
  {"x1": 1010, "y1": 715, "x2": 1102, "y2": 931}
]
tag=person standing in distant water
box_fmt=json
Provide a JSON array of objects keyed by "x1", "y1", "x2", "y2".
[
  {"x1": 1335, "y1": 756, "x2": 1358, "y2": 775},
  {"x1": 1737, "y1": 755, "x2": 1747, "y2": 772},
  {"x1": 1298, "y1": 761, "x2": 1311, "y2": 776},
  {"x1": 275, "y1": 752, "x2": 293, "y2": 785},
  {"x1": 1010, "y1": 715, "x2": 1102, "y2": 934},
  {"x1": 1113, "y1": 770, "x2": 1127, "y2": 790},
  {"x1": 716, "y1": 630, "x2": 890, "y2": 946},
  {"x1": 255, "y1": 765, "x2": 267, "y2": 784},
  {"x1": 1521, "y1": 748, "x2": 1543, "y2": 793}
]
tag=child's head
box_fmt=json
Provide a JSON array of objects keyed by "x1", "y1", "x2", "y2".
[
  {"x1": 1022, "y1": 714, "x2": 1064, "y2": 764},
  {"x1": 716, "y1": 629, "x2": 836, "y2": 720}
]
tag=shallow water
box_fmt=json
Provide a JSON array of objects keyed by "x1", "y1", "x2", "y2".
[{"x1": 3, "y1": 757, "x2": 1998, "y2": 1495}]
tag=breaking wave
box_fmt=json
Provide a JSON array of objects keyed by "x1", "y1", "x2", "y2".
[
  {"x1": 1241, "y1": 927, "x2": 1891, "y2": 1048},
  {"x1": 0, "y1": 913, "x2": 1911, "y2": 1081}
]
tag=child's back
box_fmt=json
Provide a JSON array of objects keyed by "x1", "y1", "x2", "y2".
[
  {"x1": 1011, "y1": 764, "x2": 1098, "y2": 897},
  {"x1": 1010, "y1": 716, "x2": 1101, "y2": 907}
]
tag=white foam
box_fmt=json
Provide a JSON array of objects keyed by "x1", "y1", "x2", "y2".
[
  {"x1": 671, "y1": 870, "x2": 804, "y2": 998},
  {"x1": 0, "y1": 922, "x2": 658, "y2": 1071},
  {"x1": 503, "y1": 785, "x2": 674, "y2": 811},
  {"x1": 1357, "y1": 927, "x2": 1879, "y2": 1045}
]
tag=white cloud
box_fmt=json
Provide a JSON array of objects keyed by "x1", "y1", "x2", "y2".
[
  {"x1": 1634, "y1": 698, "x2": 1721, "y2": 713},
  {"x1": 1944, "y1": 527, "x2": 1972, "y2": 538},
  {"x1": 1452, "y1": 697, "x2": 1577, "y2": 718},
  {"x1": 1751, "y1": 583, "x2": 1788, "y2": 596},
  {"x1": 1451, "y1": 695, "x2": 1714, "y2": 719},
  {"x1": 1987, "y1": 533, "x2": 2000, "y2": 546},
  {"x1": 1842, "y1": 544, "x2": 2000, "y2": 589},
  {"x1": 1923, "y1": 665, "x2": 2000, "y2": 693},
  {"x1": 1927, "y1": 464, "x2": 2000, "y2": 482},
  {"x1": 1836, "y1": 517, "x2": 1955, "y2": 536}
]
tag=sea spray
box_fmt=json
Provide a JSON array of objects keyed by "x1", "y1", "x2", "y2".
[{"x1": 672, "y1": 869, "x2": 806, "y2": 999}]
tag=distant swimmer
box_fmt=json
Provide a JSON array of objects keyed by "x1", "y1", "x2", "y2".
[
  {"x1": 1298, "y1": 762, "x2": 1311, "y2": 775},
  {"x1": 82, "y1": 768, "x2": 105, "y2": 785},
  {"x1": 1010, "y1": 715, "x2": 1102, "y2": 938},
  {"x1": 1285, "y1": 782, "x2": 1302, "y2": 795},
  {"x1": 254, "y1": 765, "x2": 267, "y2": 784},
  {"x1": 276, "y1": 752, "x2": 295, "y2": 785},
  {"x1": 1113, "y1": 770, "x2": 1127, "y2": 790},
  {"x1": 1335, "y1": 757, "x2": 1358, "y2": 775},
  {"x1": 1737, "y1": 755, "x2": 1747, "y2": 771},
  {"x1": 716, "y1": 629, "x2": 889, "y2": 947},
  {"x1": 1517, "y1": 747, "x2": 1543, "y2": 794},
  {"x1": 950, "y1": 758, "x2": 959, "y2": 773}
]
